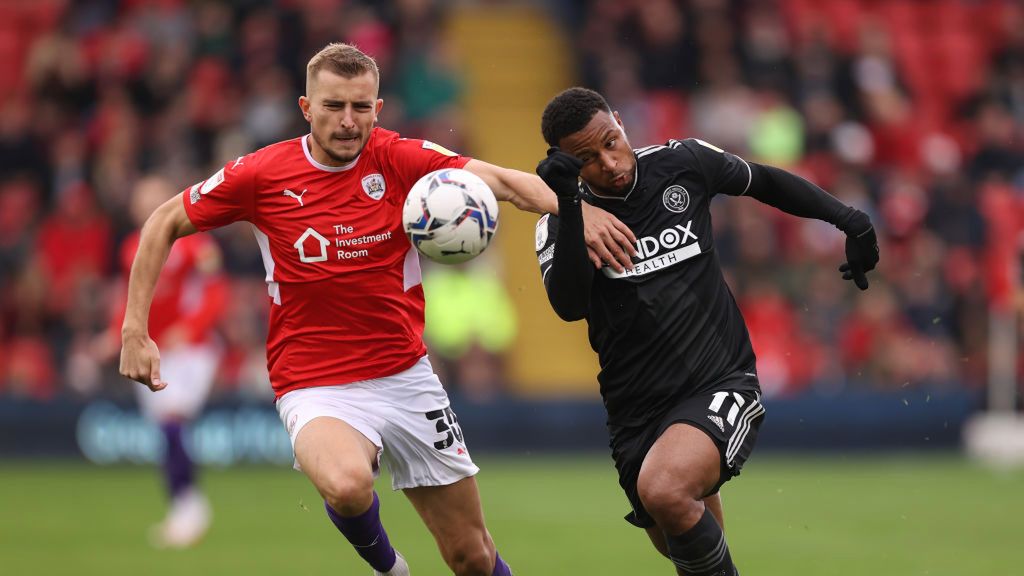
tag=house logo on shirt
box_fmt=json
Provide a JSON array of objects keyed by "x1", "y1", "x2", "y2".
[
  {"x1": 662, "y1": 185, "x2": 689, "y2": 213},
  {"x1": 294, "y1": 228, "x2": 330, "y2": 263},
  {"x1": 361, "y1": 174, "x2": 386, "y2": 201}
]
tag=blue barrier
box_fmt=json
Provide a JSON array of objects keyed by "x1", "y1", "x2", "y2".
[
  {"x1": 0, "y1": 387, "x2": 980, "y2": 463},
  {"x1": 449, "y1": 387, "x2": 980, "y2": 453}
]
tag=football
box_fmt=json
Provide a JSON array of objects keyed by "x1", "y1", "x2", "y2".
[{"x1": 402, "y1": 168, "x2": 499, "y2": 264}]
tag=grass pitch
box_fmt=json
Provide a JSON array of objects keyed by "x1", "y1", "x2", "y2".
[{"x1": 1, "y1": 454, "x2": 1020, "y2": 575}]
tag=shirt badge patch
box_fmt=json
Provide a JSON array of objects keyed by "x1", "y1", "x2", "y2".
[
  {"x1": 662, "y1": 185, "x2": 690, "y2": 213},
  {"x1": 421, "y1": 140, "x2": 458, "y2": 157},
  {"x1": 189, "y1": 167, "x2": 226, "y2": 204},
  {"x1": 361, "y1": 173, "x2": 386, "y2": 201},
  {"x1": 199, "y1": 168, "x2": 225, "y2": 195},
  {"x1": 535, "y1": 214, "x2": 550, "y2": 250}
]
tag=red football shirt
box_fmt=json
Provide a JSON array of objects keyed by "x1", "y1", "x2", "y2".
[
  {"x1": 182, "y1": 128, "x2": 470, "y2": 397},
  {"x1": 112, "y1": 233, "x2": 228, "y2": 346}
]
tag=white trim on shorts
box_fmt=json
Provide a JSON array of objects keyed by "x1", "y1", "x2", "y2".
[{"x1": 275, "y1": 355, "x2": 480, "y2": 490}]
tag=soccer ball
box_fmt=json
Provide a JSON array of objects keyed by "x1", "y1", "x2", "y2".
[{"x1": 402, "y1": 168, "x2": 499, "y2": 264}]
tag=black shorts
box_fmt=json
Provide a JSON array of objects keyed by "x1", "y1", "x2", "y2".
[{"x1": 609, "y1": 385, "x2": 765, "y2": 529}]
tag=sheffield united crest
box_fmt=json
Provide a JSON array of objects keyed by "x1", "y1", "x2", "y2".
[{"x1": 662, "y1": 185, "x2": 689, "y2": 213}]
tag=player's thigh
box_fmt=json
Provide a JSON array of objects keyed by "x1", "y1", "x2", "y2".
[
  {"x1": 639, "y1": 422, "x2": 722, "y2": 500},
  {"x1": 374, "y1": 360, "x2": 479, "y2": 491},
  {"x1": 403, "y1": 476, "x2": 493, "y2": 558},
  {"x1": 293, "y1": 416, "x2": 380, "y2": 501},
  {"x1": 641, "y1": 387, "x2": 765, "y2": 501}
]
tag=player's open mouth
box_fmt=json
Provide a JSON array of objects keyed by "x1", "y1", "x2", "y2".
[{"x1": 334, "y1": 134, "x2": 359, "y2": 142}]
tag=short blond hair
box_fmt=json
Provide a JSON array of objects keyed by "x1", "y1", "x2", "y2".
[{"x1": 306, "y1": 43, "x2": 379, "y2": 93}]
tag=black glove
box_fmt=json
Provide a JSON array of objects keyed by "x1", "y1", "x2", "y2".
[
  {"x1": 839, "y1": 211, "x2": 879, "y2": 290},
  {"x1": 536, "y1": 148, "x2": 583, "y2": 199}
]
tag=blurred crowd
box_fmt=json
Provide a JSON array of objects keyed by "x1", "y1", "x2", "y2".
[
  {"x1": 574, "y1": 0, "x2": 1024, "y2": 396},
  {"x1": 0, "y1": 0, "x2": 467, "y2": 402},
  {"x1": 0, "y1": 0, "x2": 1022, "y2": 402}
]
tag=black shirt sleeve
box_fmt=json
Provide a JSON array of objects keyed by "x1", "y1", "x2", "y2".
[
  {"x1": 676, "y1": 137, "x2": 868, "y2": 234},
  {"x1": 745, "y1": 162, "x2": 869, "y2": 234},
  {"x1": 535, "y1": 197, "x2": 593, "y2": 321},
  {"x1": 675, "y1": 138, "x2": 753, "y2": 197}
]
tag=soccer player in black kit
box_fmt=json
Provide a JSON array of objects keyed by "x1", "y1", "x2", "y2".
[{"x1": 534, "y1": 88, "x2": 879, "y2": 576}]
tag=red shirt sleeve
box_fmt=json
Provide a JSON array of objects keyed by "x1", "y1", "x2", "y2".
[
  {"x1": 384, "y1": 138, "x2": 471, "y2": 195},
  {"x1": 182, "y1": 154, "x2": 257, "y2": 230}
]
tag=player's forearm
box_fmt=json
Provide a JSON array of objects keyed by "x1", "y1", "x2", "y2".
[
  {"x1": 746, "y1": 163, "x2": 870, "y2": 233},
  {"x1": 468, "y1": 159, "x2": 558, "y2": 215},
  {"x1": 464, "y1": 159, "x2": 560, "y2": 214},
  {"x1": 122, "y1": 197, "x2": 195, "y2": 336},
  {"x1": 499, "y1": 171, "x2": 558, "y2": 215},
  {"x1": 545, "y1": 198, "x2": 593, "y2": 321}
]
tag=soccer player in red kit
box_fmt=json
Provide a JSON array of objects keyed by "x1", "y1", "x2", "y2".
[
  {"x1": 94, "y1": 176, "x2": 228, "y2": 548},
  {"x1": 119, "y1": 43, "x2": 636, "y2": 576}
]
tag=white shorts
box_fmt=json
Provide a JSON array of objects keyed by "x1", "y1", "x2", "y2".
[
  {"x1": 135, "y1": 344, "x2": 219, "y2": 421},
  {"x1": 275, "y1": 355, "x2": 480, "y2": 491}
]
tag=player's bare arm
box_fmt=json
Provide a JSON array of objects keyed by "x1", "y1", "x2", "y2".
[
  {"x1": 579, "y1": 201, "x2": 636, "y2": 272},
  {"x1": 119, "y1": 193, "x2": 197, "y2": 391},
  {"x1": 464, "y1": 158, "x2": 637, "y2": 272}
]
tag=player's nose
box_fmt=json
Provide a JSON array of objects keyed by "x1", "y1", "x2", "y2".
[
  {"x1": 599, "y1": 152, "x2": 617, "y2": 174},
  {"x1": 338, "y1": 108, "x2": 356, "y2": 129}
]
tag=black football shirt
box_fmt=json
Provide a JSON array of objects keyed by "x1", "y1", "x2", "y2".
[{"x1": 536, "y1": 138, "x2": 761, "y2": 427}]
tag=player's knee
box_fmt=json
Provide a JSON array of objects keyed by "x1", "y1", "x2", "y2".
[
  {"x1": 444, "y1": 537, "x2": 494, "y2": 576},
  {"x1": 317, "y1": 469, "x2": 374, "y2": 516},
  {"x1": 637, "y1": 471, "x2": 703, "y2": 531},
  {"x1": 636, "y1": 474, "x2": 680, "y2": 513}
]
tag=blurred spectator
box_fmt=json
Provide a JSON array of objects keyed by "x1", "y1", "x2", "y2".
[
  {"x1": 571, "y1": 0, "x2": 1023, "y2": 396},
  {"x1": 2, "y1": 0, "x2": 1023, "y2": 403},
  {"x1": 422, "y1": 259, "x2": 518, "y2": 401},
  {"x1": 36, "y1": 182, "x2": 111, "y2": 325},
  {"x1": 0, "y1": 0, "x2": 491, "y2": 401}
]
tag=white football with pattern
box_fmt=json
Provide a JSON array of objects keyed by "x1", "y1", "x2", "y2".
[{"x1": 402, "y1": 168, "x2": 499, "y2": 265}]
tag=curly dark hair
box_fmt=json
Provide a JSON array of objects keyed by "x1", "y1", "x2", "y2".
[{"x1": 541, "y1": 87, "x2": 611, "y2": 147}]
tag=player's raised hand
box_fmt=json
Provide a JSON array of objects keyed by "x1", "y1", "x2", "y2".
[
  {"x1": 581, "y1": 203, "x2": 637, "y2": 272},
  {"x1": 119, "y1": 331, "x2": 166, "y2": 391},
  {"x1": 840, "y1": 221, "x2": 879, "y2": 290},
  {"x1": 536, "y1": 148, "x2": 583, "y2": 198},
  {"x1": 537, "y1": 148, "x2": 637, "y2": 272}
]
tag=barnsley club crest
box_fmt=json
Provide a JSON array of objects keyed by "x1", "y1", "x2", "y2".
[
  {"x1": 361, "y1": 173, "x2": 386, "y2": 201},
  {"x1": 662, "y1": 185, "x2": 690, "y2": 213}
]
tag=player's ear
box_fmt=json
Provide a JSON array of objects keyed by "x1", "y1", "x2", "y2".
[
  {"x1": 374, "y1": 98, "x2": 384, "y2": 123},
  {"x1": 298, "y1": 95, "x2": 312, "y2": 123}
]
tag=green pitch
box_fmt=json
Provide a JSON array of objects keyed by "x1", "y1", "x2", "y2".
[{"x1": 1, "y1": 455, "x2": 1020, "y2": 575}]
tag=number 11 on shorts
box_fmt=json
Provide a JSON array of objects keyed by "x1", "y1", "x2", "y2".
[{"x1": 708, "y1": 391, "x2": 747, "y2": 427}]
